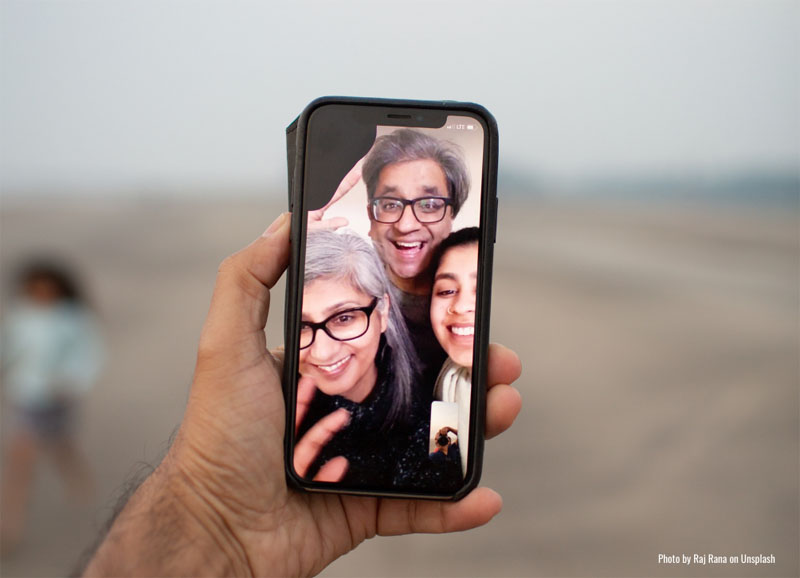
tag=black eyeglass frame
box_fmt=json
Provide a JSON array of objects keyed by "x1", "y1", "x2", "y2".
[
  {"x1": 299, "y1": 298, "x2": 379, "y2": 350},
  {"x1": 369, "y1": 196, "x2": 454, "y2": 224}
]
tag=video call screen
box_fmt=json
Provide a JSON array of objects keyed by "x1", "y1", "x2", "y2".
[{"x1": 292, "y1": 109, "x2": 488, "y2": 493}]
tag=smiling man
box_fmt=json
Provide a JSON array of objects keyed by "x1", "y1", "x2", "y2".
[
  {"x1": 362, "y1": 129, "x2": 471, "y2": 387},
  {"x1": 363, "y1": 129, "x2": 470, "y2": 294}
]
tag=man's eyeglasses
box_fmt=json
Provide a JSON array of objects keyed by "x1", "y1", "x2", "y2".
[
  {"x1": 299, "y1": 298, "x2": 379, "y2": 350},
  {"x1": 370, "y1": 196, "x2": 453, "y2": 224}
]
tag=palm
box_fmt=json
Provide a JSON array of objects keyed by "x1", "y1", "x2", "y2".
[{"x1": 183, "y1": 339, "x2": 379, "y2": 576}]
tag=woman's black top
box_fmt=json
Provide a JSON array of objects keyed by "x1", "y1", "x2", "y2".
[{"x1": 296, "y1": 347, "x2": 462, "y2": 492}]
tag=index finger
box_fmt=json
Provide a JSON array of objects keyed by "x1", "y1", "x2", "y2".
[
  {"x1": 485, "y1": 343, "x2": 523, "y2": 439},
  {"x1": 325, "y1": 158, "x2": 364, "y2": 209},
  {"x1": 295, "y1": 376, "x2": 318, "y2": 433},
  {"x1": 293, "y1": 408, "x2": 351, "y2": 479},
  {"x1": 487, "y1": 343, "x2": 522, "y2": 387}
]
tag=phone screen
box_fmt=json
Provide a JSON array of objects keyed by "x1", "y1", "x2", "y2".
[{"x1": 290, "y1": 103, "x2": 493, "y2": 496}]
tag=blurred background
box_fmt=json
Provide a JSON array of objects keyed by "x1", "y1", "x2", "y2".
[{"x1": 1, "y1": 1, "x2": 797, "y2": 577}]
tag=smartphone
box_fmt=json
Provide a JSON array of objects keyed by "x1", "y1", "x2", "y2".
[{"x1": 283, "y1": 97, "x2": 498, "y2": 500}]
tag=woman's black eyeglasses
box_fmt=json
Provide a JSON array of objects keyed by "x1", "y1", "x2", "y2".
[{"x1": 299, "y1": 298, "x2": 379, "y2": 350}]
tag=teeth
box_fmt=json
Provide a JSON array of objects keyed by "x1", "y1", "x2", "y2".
[
  {"x1": 450, "y1": 326, "x2": 474, "y2": 336},
  {"x1": 395, "y1": 242, "x2": 422, "y2": 249},
  {"x1": 318, "y1": 356, "x2": 350, "y2": 372}
]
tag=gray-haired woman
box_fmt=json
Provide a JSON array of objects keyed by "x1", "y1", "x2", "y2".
[{"x1": 293, "y1": 230, "x2": 426, "y2": 487}]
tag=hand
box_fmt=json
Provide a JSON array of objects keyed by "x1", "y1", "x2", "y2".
[
  {"x1": 85, "y1": 213, "x2": 523, "y2": 577},
  {"x1": 294, "y1": 375, "x2": 318, "y2": 433},
  {"x1": 306, "y1": 159, "x2": 363, "y2": 232},
  {"x1": 293, "y1": 376, "x2": 350, "y2": 482}
]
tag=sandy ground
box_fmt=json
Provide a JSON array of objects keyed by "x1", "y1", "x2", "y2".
[{"x1": 0, "y1": 196, "x2": 797, "y2": 577}]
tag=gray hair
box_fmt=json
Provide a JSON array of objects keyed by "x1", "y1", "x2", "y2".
[
  {"x1": 303, "y1": 230, "x2": 419, "y2": 426},
  {"x1": 362, "y1": 129, "x2": 471, "y2": 217}
]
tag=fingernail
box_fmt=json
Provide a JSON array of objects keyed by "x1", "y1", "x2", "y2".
[{"x1": 262, "y1": 212, "x2": 289, "y2": 237}]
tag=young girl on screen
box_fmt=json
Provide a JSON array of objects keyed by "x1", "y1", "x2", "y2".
[{"x1": 429, "y1": 227, "x2": 480, "y2": 477}]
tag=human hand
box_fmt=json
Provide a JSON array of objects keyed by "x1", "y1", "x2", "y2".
[
  {"x1": 306, "y1": 159, "x2": 363, "y2": 232},
  {"x1": 85, "y1": 213, "x2": 522, "y2": 577},
  {"x1": 293, "y1": 376, "x2": 350, "y2": 482}
]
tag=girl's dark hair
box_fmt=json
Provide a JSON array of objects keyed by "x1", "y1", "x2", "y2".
[
  {"x1": 17, "y1": 260, "x2": 85, "y2": 303},
  {"x1": 430, "y1": 227, "x2": 481, "y2": 276}
]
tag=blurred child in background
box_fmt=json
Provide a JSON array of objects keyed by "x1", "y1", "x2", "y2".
[{"x1": 1, "y1": 260, "x2": 103, "y2": 553}]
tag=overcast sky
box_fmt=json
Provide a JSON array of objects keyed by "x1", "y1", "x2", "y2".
[{"x1": 1, "y1": 0, "x2": 797, "y2": 197}]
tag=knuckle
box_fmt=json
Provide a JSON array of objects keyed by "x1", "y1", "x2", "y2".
[
  {"x1": 196, "y1": 335, "x2": 225, "y2": 366},
  {"x1": 217, "y1": 253, "x2": 241, "y2": 276}
]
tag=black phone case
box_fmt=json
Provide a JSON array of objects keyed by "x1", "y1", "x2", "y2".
[{"x1": 283, "y1": 96, "x2": 499, "y2": 500}]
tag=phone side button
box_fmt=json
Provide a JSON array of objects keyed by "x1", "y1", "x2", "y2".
[{"x1": 492, "y1": 196, "x2": 498, "y2": 243}]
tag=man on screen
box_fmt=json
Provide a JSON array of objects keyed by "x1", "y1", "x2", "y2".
[{"x1": 361, "y1": 129, "x2": 471, "y2": 385}]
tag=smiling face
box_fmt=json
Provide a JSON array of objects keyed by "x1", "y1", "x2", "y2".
[
  {"x1": 368, "y1": 159, "x2": 453, "y2": 294},
  {"x1": 299, "y1": 277, "x2": 388, "y2": 403},
  {"x1": 430, "y1": 243, "x2": 478, "y2": 367}
]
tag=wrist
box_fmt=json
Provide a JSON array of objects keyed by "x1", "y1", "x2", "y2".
[{"x1": 84, "y1": 452, "x2": 253, "y2": 577}]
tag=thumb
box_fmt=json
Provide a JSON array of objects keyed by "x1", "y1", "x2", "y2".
[{"x1": 198, "y1": 213, "x2": 291, "y2": 362}]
